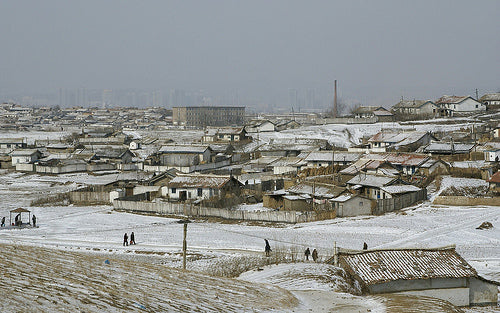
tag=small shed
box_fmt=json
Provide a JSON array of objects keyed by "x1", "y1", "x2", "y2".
[
  {"x1": 335, "y1": 247, "x2": 499, "y2": 307},
  {"x1": 10, "y1": 207, "x2": 31, "y2": 226}
]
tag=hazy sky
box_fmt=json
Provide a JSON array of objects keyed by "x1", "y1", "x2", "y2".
[{"x1": 0, "y1": 0, "x2": 499, "y2": 107}]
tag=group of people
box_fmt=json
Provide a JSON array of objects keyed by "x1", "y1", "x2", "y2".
[
  {"x1": 123, "y1": 232, "x2": 136, "y2": 246},
  {"x1": 304, "y1": 247, "x2": 318, "y2": 262},
  {"x1": 0, "y1": 215, "x2": 37, "y2": 227}
]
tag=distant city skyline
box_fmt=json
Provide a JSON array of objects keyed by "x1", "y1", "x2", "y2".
[{"x1": 0, "y1": 1, "x2": 498, "y2": 111}]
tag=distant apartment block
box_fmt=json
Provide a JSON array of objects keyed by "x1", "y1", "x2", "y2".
[{"x1": 172, "y1": 106, "x2": 245, "y2": 127}]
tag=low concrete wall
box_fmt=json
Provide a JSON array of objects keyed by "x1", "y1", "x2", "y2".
[
  {"x1": 319, "y1": 117, "x2": 378, "y2": 124},
  {"x1": 113, "y1": 199, "x2": 336, "y2": 223},
  {"x1": 433, "y1": 196, "x2": 500, "y2": 206}
]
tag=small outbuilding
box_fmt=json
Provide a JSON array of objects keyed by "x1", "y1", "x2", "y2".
[{"x1": 336, "y1": 247, "x2": 499, "y2": 307}]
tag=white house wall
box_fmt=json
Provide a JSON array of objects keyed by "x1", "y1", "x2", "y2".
[
  {"x1": 167, "y1": 187, "x2": 218, "y2": 200},
  {"x1": 456, "y1": 98, "x2": 485, "y2": 112},
  {"x1": 396, "y1": 288, "x2": 470, "y2": 306}
]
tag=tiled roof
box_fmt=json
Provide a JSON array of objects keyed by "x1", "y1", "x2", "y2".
[
  {"x1": 435, "y1": 95, "x2": 470, "y2": 104},
  {"x1": 305, "y1": 151, "x2": 362, "y2": 163},
  {"x1": 488, "y1": 171, "x2": 500, "y2": 183},
  {"x1": 479, "y1": 93, "x2": 500, "y2": 101},
  {"x1": 339, "y1": 248, "x2": 477, "y2": 285},
  {"x1": 393, "y1": 100, "x2": 435, "y2": 109},
  {"x1": 159, "y1": 145, "x2": 209, "y2": 154},
  {"x1": 168, "y1": 174, "x2": 235, "y2": 189}
]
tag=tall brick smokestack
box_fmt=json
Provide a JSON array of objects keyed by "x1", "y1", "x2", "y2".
[{"x1": 333, "y1": 80, "x2": 338, "y2": 118}]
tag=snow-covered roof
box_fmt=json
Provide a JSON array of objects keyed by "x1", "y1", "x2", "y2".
[
  {"x1": 435, "y1": 95, "x2": 473, "y2": 104},
  {"x1": 168, "y1": 174, "x2": 238, "y2": 189},
  {"x1": 287, "y1": 183, "x2": 340, "y2": 198},
  {"x1": 380, "y1": 185, "x2": 421, "y2": 194},
  {"x1": 269, "y1": 157, "x2": 306, "y2": 167},
  {"x1": 424, "y1": 142, "x2": 475, "y2": 154},
  {"x1": 479, "y1": 93, "x2": 500, "y2": 101},
  {"x1": 0, "y1": 138, "x2": 24, "y2": 144},
  {"x1": 159, "y1": 145, "x2": 210, "y2": 154},
  {"x1": 392, "y1": 100, "x2": 436, "y2": 109},
  {"x1": 346, "y1": 174, "x2": 396, "y2": 188},
  {"x1": 368, "y1": 131, "x2": 428, "y2": 146},
  {"x1": 10, "y1": 149, "x2": 41, "y2": 156},
  {"x1": 339, "y1": 248, "x2": 477, "y2": 285},
  {"x1": 305, "y1": 151, "x2": 362, "y2": 163},
  {"x1": 330, "y1": 194, "x2": 354, "y2": 202}
]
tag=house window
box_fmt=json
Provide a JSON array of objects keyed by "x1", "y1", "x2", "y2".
[
  {"x1": 197, "y1": 188, "x2": 202, "y2": 197},
  {"x1": 476, "y1": 105, "x2": 478, "y2": 108},
  {"x1": 171, "y1": 188, "x2": 176, "y2": 193},
  {"x1": 359, "y1": 201, "x2": 363, "y2": 207}
]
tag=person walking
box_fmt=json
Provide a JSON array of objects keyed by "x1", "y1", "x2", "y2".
[
  {"x1": 1, "y1": 216, "x2": 5, "y2": 227},
  {"x1": 32, "y1": 215, "x2": 36, "y2": 227},
  {"x1": 123, "y1": 233, "x2": 128, "y2": 246},
  {"x1": 363, "y1": 242, "x2": 368, "y2": 250},
  {"x1": 312, "y1": 249, "x2": 318, "y2": 262},
  {"x1": 304, "y1": 248, "x2": 311, "y2": 261},
  {"x1": 264, "y1": 239, "x2": 271, "y2": 257},
  {"x1": 130, "y1": 232, "x2": 136, "y2": 245}
]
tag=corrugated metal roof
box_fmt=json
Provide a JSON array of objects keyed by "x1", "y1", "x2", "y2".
[{"x1": 340, "y1": 249, "x2": 477, "y2": 285}]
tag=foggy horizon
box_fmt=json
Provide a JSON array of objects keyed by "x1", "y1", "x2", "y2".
[{"x1": 1, "y1": 1, "x2": 499, "y2": 110}]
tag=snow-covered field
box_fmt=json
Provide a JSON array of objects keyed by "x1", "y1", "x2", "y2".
[{"x1": 0, "y1": 170, "x2": 499, "y2": 311}]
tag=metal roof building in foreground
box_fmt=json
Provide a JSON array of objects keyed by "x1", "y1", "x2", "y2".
[{"x1": 335, "y1": 247, "x2": 499, "y2": 307}]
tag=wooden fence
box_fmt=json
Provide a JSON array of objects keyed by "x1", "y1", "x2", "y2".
[
  {"x1": 113, "y1": 199, "x2": 336, "y2": 223},
  {"x1": 374, "y1": 189, "x2": 427, "y2": 215}
]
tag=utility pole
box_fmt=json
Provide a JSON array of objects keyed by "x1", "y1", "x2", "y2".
[
  {"x1": 333, "y1": 80, "x2": 338, "y2": 118},
  {"x1": 177, "y1": 219, "x2": 191, "y2": 270}
]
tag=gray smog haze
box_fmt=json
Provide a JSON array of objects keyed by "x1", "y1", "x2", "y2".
[{"x1": 0, "y1": 0, "x2": 499, "y2": 109}]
